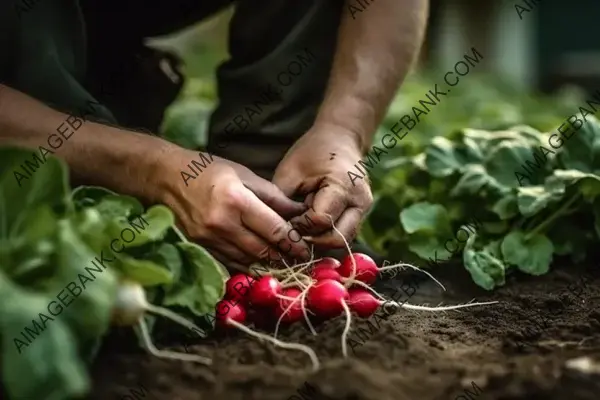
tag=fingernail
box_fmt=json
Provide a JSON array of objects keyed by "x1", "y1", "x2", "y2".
[{"x1": 303, "y1": 236, "x2": 314, "y2": 241}]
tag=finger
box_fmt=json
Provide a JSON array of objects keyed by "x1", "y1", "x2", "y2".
[
  {"x1": 226, "y1": 226, "x2": 281, "y2": 263},
  {"x1": 246, "y1": 179, "x2": 307, "y2": 220},
  {"x1": 290, "y1": 184, "x2": 347, "y2": 235},
  {"x1": 303, "y1": 207, "x2": 363, "y2": 248},
  {"x1": 239, "y1": 190, "x2": 312, "y2": 262}
]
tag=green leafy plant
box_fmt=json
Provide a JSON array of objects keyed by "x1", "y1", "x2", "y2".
[
  {"x1": 362, "y1": 117, "x2": 600, "y2": 290},
  {"x1": 0, "y1": 146, "x2": 227, "y2": 400}
]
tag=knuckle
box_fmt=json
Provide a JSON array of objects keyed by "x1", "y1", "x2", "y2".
[
  {"x1": 204, "y1": 211, "x2": 224, "y2": 230},
  {"x1": 219, "y1": 184, "x2": 247, "y2": 209},
  {"x1": 270, "y1": 222, "x2": 289, "y2": 240}
]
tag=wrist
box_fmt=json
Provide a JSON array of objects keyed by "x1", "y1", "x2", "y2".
[
  {"x1": 309, "y1": 121, "x2": 367, "y2": 156},
  {"x1": 83, "y1": 123, "x2": 174, "y2": 204}
]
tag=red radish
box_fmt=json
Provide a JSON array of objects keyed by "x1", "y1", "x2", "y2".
[
  {"x1": 347, "y1": 288, "x2": 380, "y2": 318},
  {"x1": 250, "y1": 276, "x2": 282, "y2": 307},
  {"x1": 311, "y1": 266, "x2": 342, "y2": 282},
  {"x1": 339, "y1": 253, "x2": 378, "y2": 285},
  {"x1": 313, "y1": 257, "x2": 341, "y2": 269},
  {"x1": 225, "y1": 274, "x2": 255, "y2": 303},
  {"x1": 215, "y1": 300, "x2": 247, "y2": 327},
  {"x1": 274, "y1": 288, "x2": 303, "y2": 323},
  {"x1": 307, "y1": 279, "x2": 349, "y2": 318}
]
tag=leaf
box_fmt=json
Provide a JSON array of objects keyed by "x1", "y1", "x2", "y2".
[
  {"x1": 462, "y1": 235, "x2": 506, "y2": 290},
  {"x1": 424, "y1": 137, "x2": 463, "y2": 177},
  {"x1": 407, "y1": 232, "x2": 451, "y2": 262},
  {"x1": 491, "y1": 194, "x2": 519, "y2": 220},
  {"x1": 116, "y1": 253, "x2": 174, "y2": 286},
  {"x1": 500, "y1": 230, "x2": 554, "y2": 276},
  {"x1": 93, "y1": 194, "x2": 144, "y2": 220},
  {"x1": 556, "y1": 116, "x2": 600, "y2": 172},
  {"x1": 0, "y1": 147, "x2": 69, "y2": 239},
  {"x1": 399, "y1": 202, "x2": 452, "y2": 235},
  {"x1": 517, "y1": 185, "x2": 564, "y2": 217},
  {"x1": 108, "y1": 205, "x2": 175, "y2": 248},
  {"x1": 484, "y1": 140, "x2": 544, "y2": 188},
  {"x1": 0, "y1": 272, "x2": 89, "y2": 400},
  {"x1": 163, "y1": 242, "x2": 227, "y2": 317}
]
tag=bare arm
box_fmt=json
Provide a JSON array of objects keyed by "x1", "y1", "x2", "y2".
[
  {"x1": 0, "y1": 84, "x2": 168, "y2": 203},
  {"x1": 314, "y1": 0, "x2": 429, "y2": 153},
  {"x1": 0, "y1": 84, "x2": 311, "y2": 267}
]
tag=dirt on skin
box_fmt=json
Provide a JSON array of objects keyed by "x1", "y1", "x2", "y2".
[{"x1": 89, "y1": 258, "x2": 600, "y2": 400}]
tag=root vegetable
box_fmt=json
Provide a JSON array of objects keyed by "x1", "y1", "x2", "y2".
[
  {"x1": 225, "y1": 274, "x2": 255, "y2": 303},
  {"x1": 307, "y1": 279, "x2": 349, "y2": 318},
  {"x1": 250, "y1": 276, "x2": 282, "y2": 307},
  {"x1": 216, "y1": 300, "x2": 247, "y2": 327},
  {"x1": 338, "y1": 253, "x2": 378, "y2": 285},
  {"x1": 347, "y1": 289, "x2": 380, "y2": 318},
  {"x1": 313, "y1": 257, "x2": 341, "y2": 269},
  {"x1": 311, "y1": 266, "x2": 343, "y2": 282},
  {"x1": 274, "y1": 288, "x2": 303, "y2": 323}
]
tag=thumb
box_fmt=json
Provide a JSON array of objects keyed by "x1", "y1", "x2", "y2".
[{"x1": 243, "y1": 178, "x2": 307, "y2": 219}]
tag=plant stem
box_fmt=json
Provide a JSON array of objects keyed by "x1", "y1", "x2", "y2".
[
  {"x1": 525, "y1": 193, "x2": 581, "y2": 241},
  {"x1": 172, "y1": 225, "x2": 189, "y2": 243}
]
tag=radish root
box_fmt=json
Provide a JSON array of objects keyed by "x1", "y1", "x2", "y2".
[
  {"x1": 228, "y1": 319, "x2": 320, "y2": 372},
  {"x1": 340, "y1": 300, "x2": 352, "y2": 358},
  {"x1": 137, "y1": 318, "x2": 212, "y2": 365}
]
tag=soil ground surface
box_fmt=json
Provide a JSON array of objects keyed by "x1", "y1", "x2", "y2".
[{"x1": 90, "y1": 259, "x2": 600, "y2": 400}]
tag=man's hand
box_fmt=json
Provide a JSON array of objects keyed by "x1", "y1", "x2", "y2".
[
  {"x1": 159, "y1": 150, "x2": 312, "y2": 270},
  {"x1": 272, "y1": 123, "x2": 373, "y2": 248}
]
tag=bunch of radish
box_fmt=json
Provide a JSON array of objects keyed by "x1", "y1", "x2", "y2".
[{"x1": 215, "y1": 252, "x2": 498, "y2": 363}]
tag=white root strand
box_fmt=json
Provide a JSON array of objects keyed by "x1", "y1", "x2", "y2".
[
  {"x1": 326, "y1": 214, "x2": 357, "y2": 287},
  {"x1": 228, "y1": 319, "x2": 320, "y2": 372},
  {"x1": 137, "y1": 318, "x2": 213, "y2": 365},
  {"x1": 300, "y1": 282, "x2": 318, "y2": 336},
  {"x1": 145, "y1": 303, "x2": 208, "y2": 338},
  {"x1": 340, "y1": 300, "x2": 352, "y2": 358},
  {"x1": 387, "y1": 300, "x2": 499, "y2": 312}
]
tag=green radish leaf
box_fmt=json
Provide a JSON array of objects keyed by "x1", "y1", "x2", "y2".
[
  {"x1": 463, "y1": 235, "x2": 506, "y2": 290},
  {"x1": 490, "y1": 193, "x2": 519, "y2": 220},
  {"x1": 424, "y1": 136, "x2": 463, "y2": 177},
  {"x1": 163, "y1": 242, "x2": 227, "y2": 317},
  {"x1": 93, "y1": 194, "x2": 144, "y2": 220},
  {"x1": 0, "y1": 273, "x2": 89, "y2": 400},
  {"x1": 501, "y1": 230, "x2": 553, "y2": 276},
  {"x1": 108, "y1": 205, "x2": 175, "y2": 248},
  {"x1": 115, "y1": 253, "x2": 174, "y2": 286},
  {"x1": 407, "y1": 232, "x2": 451, "y2": 262},
  {"x1": 0, "y1": 147, "x2": 69, "y2": 239},
  {"x1": 517, "y1": 185, "x2": 564, "y2": 217},
  {"x1": 399, "y1": 202, "x2": 452, "y2": 235}
]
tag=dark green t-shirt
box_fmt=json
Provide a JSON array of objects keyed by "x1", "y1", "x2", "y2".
[{"x1": 0, "y1": 0, "x2": 116, "y2": 122}]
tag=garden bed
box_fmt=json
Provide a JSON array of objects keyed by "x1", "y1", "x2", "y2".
[{"x1": 89, "y1": 259, "x2": 600, "y2": 400}]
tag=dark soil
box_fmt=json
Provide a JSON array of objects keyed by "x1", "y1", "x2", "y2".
[{"x1": 89, "y1": 260, "x2": 600, "y2": 400}]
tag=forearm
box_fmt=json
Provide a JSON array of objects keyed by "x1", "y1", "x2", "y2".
[
  {"x1": 314, "y1": 0, "x2": 429, "y2": 153},
  {"x1": 0, "y1": 84, "x2": 171, "y2": 203}
]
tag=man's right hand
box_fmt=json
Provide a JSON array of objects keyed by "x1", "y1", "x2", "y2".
[{"x1": 158, "y1": 149, "x2": 312, "y2": 270}]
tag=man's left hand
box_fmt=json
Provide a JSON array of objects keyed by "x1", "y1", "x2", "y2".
[{"x1": 272, "y1": 124, "x2": 373, "y2": 248}]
